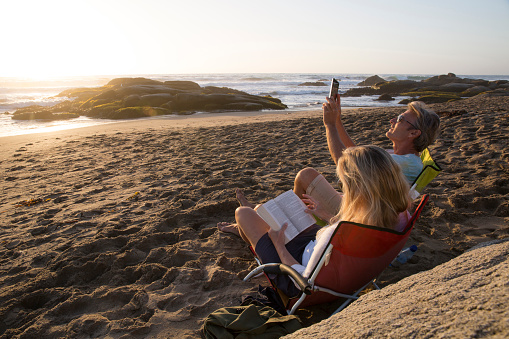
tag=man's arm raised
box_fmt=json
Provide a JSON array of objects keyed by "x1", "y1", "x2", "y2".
[
  {"x1": 323, "y1": 95, "x2": 355, "y2": 164},
  {"x1": 332, "y1": 95, "x2": 356, "y2": 149}
]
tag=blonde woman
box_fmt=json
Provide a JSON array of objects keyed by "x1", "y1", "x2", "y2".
[{"x1": 234, "y1": 145, "x2": 412, "y2": 296}]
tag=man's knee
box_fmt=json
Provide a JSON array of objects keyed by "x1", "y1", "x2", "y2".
[
  {"x1": 235, "y1": 206, "x2": 255, "y2": 222},
  {"x1": 295, "y1": 167, "x2": 320, "y2": 188}
]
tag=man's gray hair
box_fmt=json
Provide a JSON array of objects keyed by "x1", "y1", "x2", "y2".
[{"x1": 408, "y1": 101, "x2": 440, "y2": 152}]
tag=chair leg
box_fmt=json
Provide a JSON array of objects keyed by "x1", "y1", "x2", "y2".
[
  {"x1": 288, "y1": 293, "x2": 307, "y2": 315},
  {"x1": 331, "y1": 280, "x2": 376, "y2": 315},
  {"x1": 332, "y1": 298, "x2": 354, "y2": 315}
]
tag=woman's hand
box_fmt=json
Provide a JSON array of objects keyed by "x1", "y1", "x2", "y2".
[
  {"x1": 302, "y1": 193, "x2": 319, "y2": 213},
  {"x1": 302, "y1": 194, "x2": 334, "y2": 223}
]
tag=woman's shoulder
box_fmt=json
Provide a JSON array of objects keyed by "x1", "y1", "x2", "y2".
[{"x1": 394, "y1": 210, "x2": 411, "y2": 232}]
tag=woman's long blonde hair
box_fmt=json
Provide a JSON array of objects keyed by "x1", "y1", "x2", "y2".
[{"x1": 330, "y1": 145, "x2": 411, "y2": 229}]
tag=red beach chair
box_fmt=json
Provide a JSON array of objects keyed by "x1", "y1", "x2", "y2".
[{"x1": 244, "y1": 194, "x2": 430, "y2": 315}]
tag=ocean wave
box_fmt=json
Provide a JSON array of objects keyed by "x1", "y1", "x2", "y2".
[
  {"x1": 259, "y1": 91, "x2": 279, "y2": 96},
  {"x1": 241, "y1": 76, "x2": 277, "y2": 81}
]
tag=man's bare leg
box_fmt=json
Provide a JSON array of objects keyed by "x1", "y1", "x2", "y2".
[
  {"x1": 217, "y1": 189, "x2": 256, "y2": 237},
  {"x1": 235, "y1": 206, "x2": 270, "y2": 247},
  {"x1": 217, "y1": 222, "x2": 241, "y2": 237},
  {"x1": 236, "y1": 188, "x2": 255, "y2": 208},
  {"x1": 294, "y1": 167, "x2": 321, "y2": 198}
]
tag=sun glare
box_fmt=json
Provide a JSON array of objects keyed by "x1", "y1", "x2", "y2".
[
  {"x1": 1, "y1": 1, "x2": 138, "y2": 79},
  {"x1": 1, "y1": 0, "x2": 508, "y2": 78}
]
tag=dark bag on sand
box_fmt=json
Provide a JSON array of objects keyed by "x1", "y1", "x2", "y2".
[
  {"x1": 241, "y1": 285, "x2": 287, "y2": 315},
  {"x1": 201, "y1": 304, "x2": 302, "y2": 339}
]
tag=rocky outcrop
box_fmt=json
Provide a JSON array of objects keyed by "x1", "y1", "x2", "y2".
[
  {"x1": 284, "y1": 239, "x2": 509, "y2": 338},
  {"x1": 344, "y1": 73, "x2": 509, "y2": 104},
  {"x1": 11, "y1": 111, "x2": 80, "y2": 120},
  {"x1": 376, "y1": 94, "x2": 394, "y2": 101},
  {"x1": 12, "y1": 77, "x2": 287, "y2": 120},
  {"x1": 357, "y1": 75, "x2": 386, "y2": 86},
  {"x1": 374, "y1": 80, "x2": 419, "y2": 94},
  {"x1": 463, "y1": 85, "x2": 492, "y2": 96}
]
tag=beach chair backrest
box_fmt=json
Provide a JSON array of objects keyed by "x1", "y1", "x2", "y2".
[
  {"x1": 310, "y1": 195, "x2": 429, "y2": 296},
  {"x1": 411, "y1": 148, "x2": 442, "y2": 193}
]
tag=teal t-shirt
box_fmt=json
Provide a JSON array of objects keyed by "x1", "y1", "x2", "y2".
[{"x1": 389, "y1": 152, "x2": 423, "y2": 183}]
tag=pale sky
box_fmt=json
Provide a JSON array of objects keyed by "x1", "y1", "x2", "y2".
[{"x1": 1, "y1": 0, "x2": 508, "y2": 78}]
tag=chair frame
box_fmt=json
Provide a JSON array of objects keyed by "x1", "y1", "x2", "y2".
[{"x1": 244, "y1": 194, "x2": 430, "y2": 315}]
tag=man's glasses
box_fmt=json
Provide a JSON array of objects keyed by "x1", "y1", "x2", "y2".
[{"x1": 397, "y1": 114, "x2": 420, "y2": 130}]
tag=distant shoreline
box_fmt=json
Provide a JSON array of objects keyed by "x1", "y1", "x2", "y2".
[{"x1": 2, "y1": 72, "x2": 508, "y2": 138}]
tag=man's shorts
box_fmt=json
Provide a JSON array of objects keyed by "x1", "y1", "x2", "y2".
[{"x1": 306, "y1": 174, "x2": 342, "y2": 216}]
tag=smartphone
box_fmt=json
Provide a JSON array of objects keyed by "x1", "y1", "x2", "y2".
[{"x1": 329, "y1": 78, "x2": 339, "y2": 99}]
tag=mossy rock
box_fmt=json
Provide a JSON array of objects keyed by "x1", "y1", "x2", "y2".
[
  {"x1": 437, "y1": 83, "x2": 474, "y2": 92},
  {"x1": 357, "y1": 75, "x2": 386, "y2": 86},
  {"x1": 115, "y1": 85, "x2": 183, "y2": 97},
  {"x1": 398, "y1": 98, "x2": 417, "y2": 105},
  {"x1": 123, "y1": 95, "x2": 141, "y2": 107},
  {"x1": 376, "y1": 94, "x2": 395, "y2": 101},
  {"x1": 86, "y1": 102, "x2": 123, "y2": 118},
  {"x1": 416, "y1": 93, "x2": 461, "y2": 104},
  {"x1": 79, "y1": 90, "x2": 120, "y2": 109},
  {"x1": 52, "y1": 113, "x2": 80, "y2": 120},
  {"x1": 57, "y1": 86, "x2": 110, "y2": 100},
  {"x1": 92, "y1": 90, "x2": 119, "y2": 101},
  {"x1": 12, "y1": 111, "x2": 54, "y2": 120},
  {"x1": 163, "y1": 81, "x2": 201, "y2": 90},
  {"x1": 263, "y1": 96, "x2": 285, "y2": 105},
  {"x1": 461, "y1": 86, "x2": 491, "y2": 97},
  {"x1": 342, "y1": 87, "x2": 379, "y2": 97},
  {"x1": 401, "y1": 91, "x2": 463, "y2": 100},
  {"x1": 12, "y1": 111, "x2": 79, "y2": 120},
  {"x1": 404, "y1": 90, "x2": 462, "y2": 104},
  {"x1": 401, "y1": 90, "x2": 440, "y2": 96},
  {"x1": 12, "y1": 105, "x2": 46, "y2": 114},
  {"x1": 374, "y1": 80, "x2": 418, "y2": 94},
  {"x1": 106, "y1": 78, "x2": 162, "y2": 87},
  {"x1": 79, "y1": 98, "x2": 109, "y2": 110},
  {"x1": 137, "y1": 94, "x2": 174, "y2": 107},
  {"x1": 202, "y1": 86, "x2": 250, "y2": 95},
  {"x1": 50, "y1": 77, "x2": 288, "y2": 118},
  {"x1": 262, "y1": 101, "x2": 287, "y2": 110}
]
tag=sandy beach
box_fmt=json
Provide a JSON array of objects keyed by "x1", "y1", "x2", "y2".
[{"x1": 1, "y1": 95, "x2": 508, "y2": 338}]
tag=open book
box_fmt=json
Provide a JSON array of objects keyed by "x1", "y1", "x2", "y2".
[{"x1": 257, "y1": 190, "x2": 316, "y2": 244}]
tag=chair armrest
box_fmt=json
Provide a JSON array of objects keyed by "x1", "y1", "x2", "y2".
[{"x1": 243, "y1": 263, "x2": 312, "y2": 295}]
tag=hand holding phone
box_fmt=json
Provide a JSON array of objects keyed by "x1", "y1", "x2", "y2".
[{"x1": 329, "y1": 78, "x2": 339, "y2": 100}]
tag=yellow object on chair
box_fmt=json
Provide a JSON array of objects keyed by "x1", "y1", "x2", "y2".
[{"x1": 409, "y1": 148, "x2": 442, "y2": 198}]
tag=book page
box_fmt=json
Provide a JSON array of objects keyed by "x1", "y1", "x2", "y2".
[
  {"x1": 273, "y1": 190, "x2": 316, "y2": 241},
  {"x1": 257, "y1": 199, "x2": 291, "y2": 232}
]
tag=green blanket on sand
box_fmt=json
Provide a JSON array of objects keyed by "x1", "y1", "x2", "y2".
[{"x1": 202, "y1": 304, "x2": 302, "y2": 339}]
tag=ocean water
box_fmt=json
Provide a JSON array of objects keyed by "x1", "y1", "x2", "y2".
[{"x1": 1, "y1": 73, "x2": 508, "y2": 137}]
